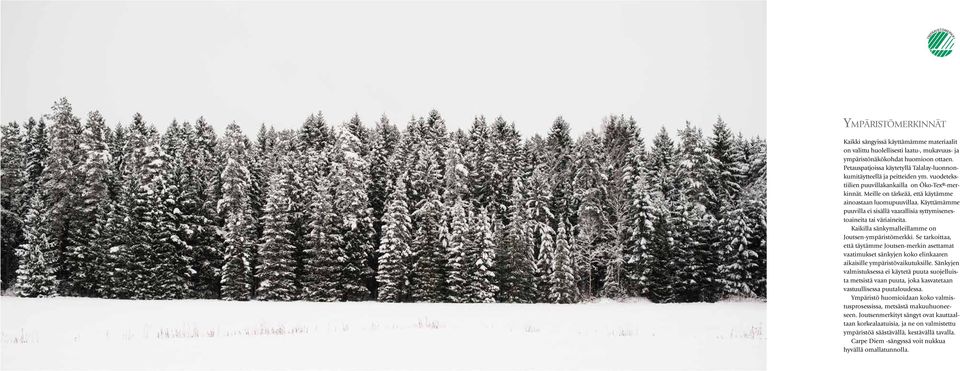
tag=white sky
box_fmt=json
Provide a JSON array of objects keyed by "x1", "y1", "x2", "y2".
[{"x1": 1, "y1": 1, "x2": 765, "y2": 139}]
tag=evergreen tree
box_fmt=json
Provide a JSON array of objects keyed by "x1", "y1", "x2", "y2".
[
  {"x1": 465, "y1": 207, "x2": 497, "y2": 303},
  {"x1": 546, "y1": 116, "x2": 575, "y2": 230},
  {"x1": 409, "y1": 189, "x2": 446, "y2": 302},
  {"x1": 189, "y1": 117, "x2": 224, "y2": 299},
  {"x1": 622, "y1": 128, "x2": 656, "y2": 296},
  {"x1": 599, "y1": 116, "x2": 637, "y2": 299},
  {"x1": 218, "y1": 123, "x2": 254, "y2": 300},
  {"x1": 42, "y1": 97, "x2": 84, "y2": 293},
  {"x1": 465, "y1": 116, "x2": 495, "y2": 209},
  {"x1": 64, "y1": 111, "x2": 113, "y2": 296},
  {"x1": 526, "y1": 167, "x2": 554, "y2": 301},
  {"x1": 300, "y1": 111, "x2": 333, "y2": 152},
  {"x1": 368, "y1": 115, "x2": 401, "y2": 293},
  {"x1": 648, "y1": 127, "x2": 678, "y2": 198},
  {"x1": 302, "y1": 175, "x2": 343, "y2": 301},
  {"x1": 443, "y1": 142, "x2": 469, "y2": 205},
  {"x1": 445, "y1": 199, "x2": 469, "y2": 302},
  {"x1": 719, "y1": 200, "x2": 756, "y2": 297},
  {"x1": 150, "y1": 142, "x2": 190, "y2": 300},
  {"x1": 24, "y1": 117, "x2": 50, "y2": 204},
  {"x1": 572, "y1": 130, "x2": 609, "y2": 298},
  {"x1": 376, "y1": 176, "x2": 412, "y2": 302},
  {"x1": 708, "y1": 117, "x2": 743, "y2": 213},
  {"x1": 743, "y1": 179, "x2": 767, "y2": 298},
  {"x1": 641, "y1": 198, "x2": 676, "y2": 303},
  {"x1": 221, "y1": 206, "x2": 252, "y2": 301},
  {"x1": 15, "y1": 194, "x2": 58, "y2": 297},
  {"x1": 1, "y1": 121, "x2": 26, "y2": 289},
  {"x1": 345, "y1": 114, "x2": 370, "y2": 158},
  {"x1": 677, "y1": 122, "x2": 723, "y2": 302},
  {"x1": 550, "y1": 221, "x2": 578, "y2": 303},
  {"x1": 489, "y1": 116, "x2": 523, "y2": 223},
  {"x1": 494, "y1": 180, "x2": 538, "y2": 303},
  {"x1": 256, "y1": 172, "x2": 298, "y2": 300},
  {"x1": 329, "y1": 127, "x2": 374, "y2": 301}
]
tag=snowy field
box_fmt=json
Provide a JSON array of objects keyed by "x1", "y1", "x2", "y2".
[{"x1": 1, "y1": 297, "x2": 765, "y2": 370}]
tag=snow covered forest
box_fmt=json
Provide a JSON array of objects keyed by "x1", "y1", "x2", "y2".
[{"x1": 0, "y1": 97, "x2": 766, "y2": 304}]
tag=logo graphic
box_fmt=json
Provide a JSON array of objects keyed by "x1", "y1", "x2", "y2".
[{"x1": 927, "y1": 28, "x2": 954, "y2": 57}]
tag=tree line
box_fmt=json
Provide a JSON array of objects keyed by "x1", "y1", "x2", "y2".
[{"x1": 0, "y1": 98, "x2": 766, "y2": 303}]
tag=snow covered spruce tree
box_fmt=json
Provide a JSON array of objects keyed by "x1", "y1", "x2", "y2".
[
  {"x1": 256, "y1": 171, "x2": 298, "y2": 301},
  {"x1": 622, "y1": 126, "x2": 656, "y2": 297},
  {"x1": 464, "y1": 207, "x2": 497, "y2": 303},
  {"x1": 640, "y1": 127, "x2": 680, "y2": 303},
  {"x1": 65, "y1": 111, "x2": 113, "y2": 297},
  {"x1": 41, "y1": 98, "x2": 84, "y2": 294},
  {"x1": 188, "y1": 117, "x2": 226, "y2": 299},
  {"x1": 410, "y1": 188, "x2": 447, "y2": 302},
  {"x1": 302, "y1": 174, "x2": 343, "y2": 302},
  {"x1": 368, "y1": 115, "x2": 401, "y2": 297},
  {"x1": 489, "y1": 116, "x2": 523, "y2": 223},
  {"x1": 494, "y1": 180, "x2": 538, "y2": 303},
  {"x1": 328, "y1": 126, "x2": 374, "y2": 301},
  {"x1": 445, "y1": 199, "x2": 469, "y2": 302},
  {"x1": 218, "y1": 123, "x2": 254, "y2": 301},
  {"x1": 675, "y1": 122, "x2": 723, "y2": 302},
  {"x1": 572, "y1": 130, "x2": 610, "y2": 298},
  {"x1": 407, "y1": 124, "x2": 449, "y2": 302},
  {"x1": 15, "y1": 194, "x2": 59, "y2": 297},
  {"x1": 376, "y1": 175, "x2": 413, "y2": 302},
  {"x1": 550, "y1": 221, "x2": 578, "y2": 303},
  {"x1": 1, "y1": 121, "x2": 26, "y2": 290}
]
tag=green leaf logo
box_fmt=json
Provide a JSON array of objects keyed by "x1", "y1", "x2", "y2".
[{"x1": 928, "y1": 28, "x2": 954, "y2": 57}]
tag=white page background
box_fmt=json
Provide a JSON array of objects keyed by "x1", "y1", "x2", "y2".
[{"x1": 769, "y1": 0, "x2": 960, "y2": 370}]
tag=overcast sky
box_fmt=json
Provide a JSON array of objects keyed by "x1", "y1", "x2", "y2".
[{"x1": 2, "y1": 1, "x2": 765, "y2": 139}]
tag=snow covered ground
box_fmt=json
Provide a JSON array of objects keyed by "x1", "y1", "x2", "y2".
[{"x1": 1, "y1": 297, "x2": 764, "y2": 370}]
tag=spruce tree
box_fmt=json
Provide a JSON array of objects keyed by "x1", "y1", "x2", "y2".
[
  {"x1": 648, "y1": 127, "x2": 678, "y2": 198},
  {"x1": 677, "y1": 122, "x2": 723, "y2": 302},
  {"x1": 719, "y1": 200, "x2": 756, "y2": 297},
  {"x1": 546, "y1": 116, "x2": 575, "y2": 231},
  {"x1": 1, "y1": 121, "x2": 26, "y2": 290},
  {"x1": 572, "y1": 130, "x2": 609, "y2": 298},
  {"x1": 409, "y1": 189, "x2": 446, "y2": 302},
  {"x1": 42, "y1": 97, "x2": 84, "y2": 293},
  {"x1": 221, "y1": 207, "x2": 252, "y2": 301},
  {"x1": 445, "y1": 199, "x2": 469, "y2": 302},
  {"x1": 465, "y1": 116, "x2": 495, "y2": 209},
  {"x1": 494, "y1": 180, "x2": 538, "y2": 303},
  {"x1": 329, "y1": 127, "x2": 374, "y2": 301},
  {"x1": 189, "y1": 117, "x2": 224, "y2": 298},
  {"x1": 550, "y1": 221, "x2": 578, "y2": 303},
  {"x1": 149, "y1": 142, "x2": 190, "y2": 300},
  {"x1": 302, "y1": 175, "x2": 343, "y2": 301},
  {"x1": 368, "y1": 115, "x2": 401, "y2": 294},
  {"x1": 489, "y1": 116, "x2": 523, "y2": 223},
  {"x1": 64, "y1": 111, "x2": 113, "y2": 296},
  {"x1": 300, "y1": 111, "x2": 333, "y2": 152},
  {"x1": 466, "y1": 207, "x2": 497, "y2": 303},
  {"x1": 24, "y1": 118, "x2": 50, "y2": 207},
  {"x1": 707, "y1": 117, "x2": 743, "y2": 214},
  {"x1": 376, "y1": 175, "x2": 412, "y2": 302},
  {"x1": 15, "y1": 194, "x2": 58, "y2": 297},
  {"x1": 642, "y1": 198, "x2": 676, "y2": 303},
  {"x1": 256, "y1": 172, "x2": 298, "y2": 300},
  {"x1": 743, "y1": 179, "x2": 767, "y2": 298},
  {"x1": 623, "y1": 128, "x2": 656, "y2": 296},
  {"x1": 218, "y1": 123, "x2": 254, "y2": 300}
]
